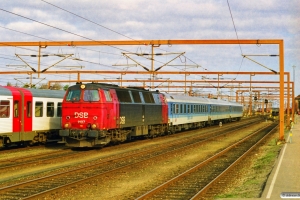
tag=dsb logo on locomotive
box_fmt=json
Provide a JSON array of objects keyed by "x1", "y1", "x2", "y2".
[{"x1": 74, "y1": 112, "x2": 88, "y2": 118}]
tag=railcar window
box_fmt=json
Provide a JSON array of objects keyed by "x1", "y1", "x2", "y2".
[
  {"x1": 83, "y1": 90, "x2": 100, "y2": 102},
  {"x1": 180, "y1": 104, "x2": 184, "y2": 113},
  {"x1": 47, "y1": 102, "x2": 54, "y2": 117},
  {"x1": 0, "y1": 100, "x2": 10, "y2": 118},
  {"x1": 116, "y1": 90, "x2": 132, "y2": 103},
  {"x1": 14, "y1": 101, "x2": 19, "y2": 117},
  {"x1": 104, "y1": 90, "x2": 112, "y2": 102},
  {"x1": 187, "y1": 104, "x2": 190, "y2": 113},
  {"x1": 142, "y1": 92, "x2": 155, "y2": 103},
  {"x1": 35, "y1": 102, "x2": 43, "y2": 117},
  {"x1": 131, "y1": 91, "x2": 142, "y2": 103},
  {"x1": 27, "y1": 101, "x2": 32, "y2": 117},
  {"x1": 66, "y1": 90, "x2": 81, "y2": 102},
  {"x1": 57, "y1": 102, "x2": 62, "y2": 117}
]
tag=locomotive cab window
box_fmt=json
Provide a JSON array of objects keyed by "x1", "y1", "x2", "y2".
[
  {"x1": 104, "y1": 90, "x2": 112, "y2": 102},
  {"x1": 47, "y1": 102, "x2": 54, "y2": 117},
  {"x1": 0, "y1": 100, "x2": 10, "y2": 118},
  {"x1": 83, "y1": 90, "x2": 100, "y2": 102},
  {"x1": 66, "y1": 90, "x2": 81, "y2": 102}
]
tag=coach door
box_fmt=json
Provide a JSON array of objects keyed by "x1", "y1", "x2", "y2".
[{"x1": 13, "y1": 100, "x2": 21, "y2": 137}]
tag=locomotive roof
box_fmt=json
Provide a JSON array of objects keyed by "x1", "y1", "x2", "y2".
[
  {"x1": 163, "y1": 93, "x2": 242, "y2": 106},
  {"x1": 70, "y1": 83, "x2": 157, "y2": 93}
]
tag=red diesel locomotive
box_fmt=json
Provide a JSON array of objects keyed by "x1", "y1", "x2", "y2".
[{"x1": 59, "y1": 83, "x2": 168, "y2": 147}]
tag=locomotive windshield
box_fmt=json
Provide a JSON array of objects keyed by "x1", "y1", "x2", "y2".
[
  {"x1": 83, "y1": 90, "x2": 100, "y2": 102},
  {"x1": 66, "y1": 90, "x2": 81, "y2": 102}
]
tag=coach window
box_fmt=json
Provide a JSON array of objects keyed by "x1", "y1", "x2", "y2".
[
  {"x1": 187, "y1": 104, "x2": 190, "y2": 113},
  {"x1": 47, "y1": 102, "x2": 54, "y2": 117},
  {"x1": 0, "y1": 100, "x2": 10, "y2": 118},
  {"x1": 57, "y1": 102, "x2": 62, "y2": 117},
  {"x1": 35, "y1": 102, "x2": 43, "y2": 117},
  {"x1": 175, "y1": 104, "x2": 179, "y2": 114},
  {"x1": 83, "y1": 90, "x2": 100, "y2": 102},
  {"x1": 104, "y1": 90, "x2": 112, "y2": 102},
  {"x1": 180, "y1": 104, "x2": 184, "y2": 113},
  {"x1": 27, "y1": 101, "x2": 32, "y2": 117}
]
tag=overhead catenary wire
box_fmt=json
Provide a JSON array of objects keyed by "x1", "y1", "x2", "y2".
[{"x1": 39, "y1": 0, "x2": 204, "y2": 73}]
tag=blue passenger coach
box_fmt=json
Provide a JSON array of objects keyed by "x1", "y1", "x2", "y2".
[{"x1": 163, "y1": 94, "x2": 243, "y2": 132}]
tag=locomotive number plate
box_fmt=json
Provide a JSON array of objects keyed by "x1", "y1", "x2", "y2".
[
  {"x1": 74, "y1": 112, "x2": 88, "y2": 118},
  {"x1": 120, "y1": 116, "x2": 125, "y2": 124}
]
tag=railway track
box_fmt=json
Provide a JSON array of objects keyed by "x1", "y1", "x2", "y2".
[
  {"x1": 0, "y1": 117, "x2": 267, "y2": 199},
  {"x1": 135, "y1": 122, "x2": 278, "y2": 199}
]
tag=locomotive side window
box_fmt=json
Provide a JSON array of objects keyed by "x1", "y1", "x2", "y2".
[
  {"x1": 0, "y1": 100, "x2": 10, "y2": 118},
  {"x1": 66, "y1": 90, "x2": 81, "y2": 102},
  {"x1": 57, "y1": 102, "x2": 62, "y2": 117},
  {"x1": 35, "y1": 102, "x2": 43, "y2": 117},
  {"x1": 83, "y1": 90, "x2": 100, "y2": 102},
  {"x1": 27, "y1": 101, "x2": 32, "y2": 117},
  {"x1": 47, "y1": 102, "x2": 54, "y2": 117},
  {"x1": 14, "y1": 101, "x2": 19, "y2": 117},
  {"x1": 142, "y1": 92, "x2": 155, "y2": 103},
  {"x1": 116, "y1": 90, "x2": 132, "y2": 103},
  {"x1": 104, "y1": 90, "x2": 112, "y2": 101},
  {"x1": 131, "y1": 91, "x2": 142, "y2": 103}
]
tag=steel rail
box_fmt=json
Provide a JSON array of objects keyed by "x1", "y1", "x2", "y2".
[{"x1": 3, "y1": 119, "x2": 261, "y2": 199}]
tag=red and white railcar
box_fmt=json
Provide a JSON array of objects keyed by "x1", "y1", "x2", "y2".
[{"x1": 0, "y1": 86, "x2": 65, "y2": 147}]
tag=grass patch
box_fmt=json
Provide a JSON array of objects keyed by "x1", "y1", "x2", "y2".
[{"x1": 215, "y1": 132, "x2": 283, "y2": 199}]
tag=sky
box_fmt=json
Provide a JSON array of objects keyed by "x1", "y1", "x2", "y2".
[{"x1": 0, "y1": 0, "x2": 299, "y2": 100}]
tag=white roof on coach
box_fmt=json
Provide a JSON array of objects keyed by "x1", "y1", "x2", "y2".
[{"x1": 163, "y1": 93, "x2": 242, "y2": 106}]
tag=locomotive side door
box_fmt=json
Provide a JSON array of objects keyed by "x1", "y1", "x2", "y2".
[{"x1": 105, "y1": 89, "x2": 118, "y2": 129}]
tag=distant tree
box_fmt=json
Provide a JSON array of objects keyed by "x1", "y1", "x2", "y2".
[
  {"x1": 38, "y1": 83, "x2": 49, "y2": 89},
  {"x1": 7, "y1": 82, "x2": 12, "y2": 86},
  {"x1": 51, "y1": 83, "x2": 63, "y2": 90},
  {"x1": 63, "y1": 84, "x2": 69, "y2": 91},
  {"x1": 23, "y1": 83, "x2": 36, "y2": 89}
]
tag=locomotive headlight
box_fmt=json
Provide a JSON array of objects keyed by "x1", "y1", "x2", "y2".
[
  {"x1": 91, "y1": 124, "x2": 97, "y2": 129},
  {"x1": 64, "y1": 123, "x2": 71, "y2": 129}
]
